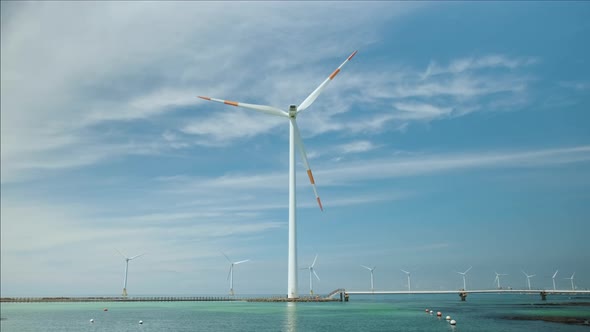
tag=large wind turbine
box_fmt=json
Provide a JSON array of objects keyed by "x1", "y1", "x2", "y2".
[
  {"x1": 223, "y1": 253, "x2": 249, "y2": 296},
  {"x1": 494, "y1": 272, "x2": 508, "y2": 289},
  {"x1": 456, "y1": 266, "x2": 472, "y2": 290},
  {"x1": 401, "y1": 269, "x2": 412, "y2": 292},
  {"x1": 361, "y1": 265, "x2": 376, "y2": 292},
  {"x1": 301, "y1": 254, "x2": 320, "y2": 295},
  {"x1": 522, "y1": 270, "x2": 535, "y2": 290},
  {"x1": 565, "y1": 272, "x2": 575, "y2": 291},
  {"x1": 552, "y1": 270, "x2": 559, "y2": 291},
  {"x1": 199, "y1": 51, "x2": 357, "y2": 298},
  {"x1": 115, "y1": 249, "x2": 145, "y2": 297}
]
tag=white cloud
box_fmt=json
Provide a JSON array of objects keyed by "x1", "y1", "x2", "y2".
[{"x1": 337, "y1": 140, "x2": 379, "y2": 154}]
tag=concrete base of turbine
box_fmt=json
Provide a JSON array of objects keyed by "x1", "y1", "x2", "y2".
[{"x1": 122, "y1": 288, "x2": 128, "y2": 297}]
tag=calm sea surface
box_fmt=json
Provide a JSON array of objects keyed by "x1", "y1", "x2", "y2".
[{"x1": 1, "y1": 294, "x2": 589, "y2": 331}]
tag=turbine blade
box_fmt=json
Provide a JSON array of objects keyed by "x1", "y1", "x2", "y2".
[
  {"x1": 227, "y1": 266, "x2": 232, "y2": 281},
  {"x1": 401, "y1": 269, "x2": 409, "y2": 274},
  {"x1": 234, "y1": 259, "x2": 250, "y2": 265},
  {"x1": 291, "y1": 119, "x2": 323, "y2": 211},
  {"x1": 553, "y1": 270, "x2": 559, "y2": 278},
  {"x1": 221, "y1": 252, "x2": 232, "y2": 263},
  {"x1": 129, "y1": 253, "x2": 145, "y2": 260},
  {"x1": 313, "y1": 269, "x2": 320, "y2": 281},
  {"x1": 115, "y1": 249, "x2": 127, "y2": 259},
  {"x1": 297, "y1": 50, "x2": 358, "y2": 113},
  {"x1": 361, "y1": 265, "x2": 371, "y2": 270},
  {"x1": 311, "y1": 254, "x2": 318, "y2": 268},
  {"x1": 464, "y1": 266, "x2": 472, "y2": 274},
  {"x1": 198, "y1": 96, "x2": 288, "y2": 117}
]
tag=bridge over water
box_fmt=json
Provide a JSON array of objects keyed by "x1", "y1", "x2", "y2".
[{"x1": 333, "y1": 289, "x2": 590, "y2": 301}]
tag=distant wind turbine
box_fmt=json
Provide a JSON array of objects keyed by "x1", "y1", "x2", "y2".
[
  {"x1": 301, "y1": 254, "x2": 320, "y2": 295},
  {"x1": 116, "y1": 249, "x2": 145, "y2": 297},
  {"x1": 456, "y1": 266, "x2": 472, "y2": 290},
  {"x1": 565, "y1": 272, "x2": 575, "y2": 291},
  {"x1": 494, "y1": 272, "x2": 508, "y2": 289},
  {"x1": 223, "y1": 253, "x2": 249, "y2": 296},
  {"x1": 552, "y1": 270, "x2": 559, "y2": 291},
  {"x1": 361, "y1": 265, "x2": 376, "y2": 292},
  {"x1": 522, "y1": 270, "x2": 536, "y2": 290},
  {"x1": 401, "y1": 269, "x2": 412, "y2": 292},
  {"x1": 199, "y1": 50, "x2": 358, "y2": 299}
]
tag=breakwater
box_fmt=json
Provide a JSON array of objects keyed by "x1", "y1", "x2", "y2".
[{"x1": 0, "y1": 296, "x2": 340, "y2": 303}]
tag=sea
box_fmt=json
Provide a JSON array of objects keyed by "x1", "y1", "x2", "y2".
[{"x1": 1, "y1": 293, "x2": 589, "y2": 331}]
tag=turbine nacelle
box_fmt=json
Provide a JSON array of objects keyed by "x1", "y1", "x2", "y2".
[{"x1": 289, "y1": 105, "x2": 298, "y2": 117}]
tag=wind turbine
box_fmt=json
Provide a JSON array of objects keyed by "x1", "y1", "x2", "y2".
[
  {"x1": 222, "y1": 253, "x2": 249, "y2": 296},
  {"x1": 115, "y1": 249, "x2": 145, "y2": 297},
  {"x1": 456, "y1": 266, "x2": 472, "y2": 290},
  {"x1": 494, "y1": 272, "x2": 508, "y2": 289},
  {"x1": 552, "y1": 270, "x2": 558, "y2": 291},
  {"x1": 522, "y1": 270, "x2": 536, "y2": 290},
  {"x1": 401, "y1": 269, "x2": 412, "y2": 292},
  {"x1": 301, "y1": 254, "x2": 320, "y2": 295},
  {"x1": 565, "y1": 272, "x2": 575, "y2": 291},
  {"x1": 199, "y1": 50, "x2": 358, "y2": 299},
  {"x1": 361, "y1": 265, "x2": 376, "y2": 292}
]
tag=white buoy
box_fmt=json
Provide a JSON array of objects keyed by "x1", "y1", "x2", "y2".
[
  {"x1": 437, "y1": 311, "x2": 442, "y2": 317},
  {"x1": 450, "y1": 319, "x2": 457, "y2": 325},
  {"x1": 90, "y1": 319, "x2": 94, "y2": 323},
  {"x1": 446, "y1": 315, "x2": 451, "y2": 320},
  {"x1": 139, "y1": 320, "x2": 143, "y2": 325},
  {"x1": 429, "y1": 310, "x2": 433, "y2": 314}
]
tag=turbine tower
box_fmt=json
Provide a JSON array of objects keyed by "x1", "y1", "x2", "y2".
[
  {"x1": 116, "y1": 249, "x2": 145, "y2": 297},
  {"x1": 494, "y1": 272, "x2": 508, "y2": 289},
  {"x1": 522, "y1": 270, "x2": 536, "y2": 290},
  {"x1": 552, "y1": 270, "x2": 558, "y2": 291},
  {"x1": 301, "y1": 254, "x2": 320, "y2": 295},
  {"x1": 361, "y1": 265, "x2": 376, "y2": 292},
  {"x1": 199, "y1": 50, "x2": 357, "y2": 299},
  {"x1": 401, "y1": 269, "x2": 412, "y2": 292},
  {"x1": 223, "y1": 253, "x2": 249, "y2": 296},
  {"x1": 456, "y1": 266, "x2": 472, "y2": 290},
  {"x1": 565, "y1": 272, "x2": 575, "y2": 291}
]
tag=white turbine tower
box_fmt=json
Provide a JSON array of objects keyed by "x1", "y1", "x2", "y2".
[
  {"x1": 401, "y1": 269, "x2": 412, "y2": 292},
  {"x1": 456, "y1": 266, "x2": 472, "y2": 290},
  {"x1": 522, "y1": 270, "x2": 536, "y2": 290},
  {"x1": 494, "y1": 272, "x2": 508, "y2": 289},
  {"x1": 199, "y1": 50, "x2": 358, "y2": 299},
  {"x1": 301, "y1": 254, "x2": 320, "y2": 295},
  {"x1": 115, "y1": 249, "x2": 145, "y2": 297},
  {"x1": 552, "y1": 270, "x2": 559, "y2": 291},
  {"x1": 361, "y1": 265, "x2": 376, "y2": 292},
  {"x1": 565, "y1": 272, "x2": 575, "y2": 291},
  {"x1": 223, "y1": 253, "x2": 249, "y2": 296}
]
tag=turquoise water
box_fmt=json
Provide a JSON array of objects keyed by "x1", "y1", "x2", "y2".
[{"x1": 1, "y1": 294, "x2": 589, "y2": 331}]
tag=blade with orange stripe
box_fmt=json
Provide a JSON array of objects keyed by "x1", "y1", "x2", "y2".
[
  {"x1": 297, "y1": 50, "x2": 358, "y2": 113},
  {"x1": 198, "y1": 96, "x2": 288, "y2": 117},
  {"x1": 291, "y1": 118, "x2": 323, "y2": 211}
]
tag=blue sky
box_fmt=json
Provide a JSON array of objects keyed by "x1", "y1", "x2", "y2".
[{"x1": 1, "y1": 2, "x2": 589, "y2": 297}]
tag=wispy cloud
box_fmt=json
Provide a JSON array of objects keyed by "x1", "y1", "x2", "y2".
[{"x1": 337, "y1": 140, "x2": 379, "y2": 154}]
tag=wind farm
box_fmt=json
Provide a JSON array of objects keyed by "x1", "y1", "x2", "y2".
[{"x1": 3, "y1": 2, "x2": 590, "y2": 332}]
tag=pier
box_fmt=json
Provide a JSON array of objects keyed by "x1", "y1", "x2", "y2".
[
  {"x1": 338, "y1": 289, "x2": 590, "y2": 301},
  {"x1": 2, "y1": 289, "x2": 588, "y2": 303},
  {"x1": 0, "y1": 295, "x2": 340, "y2": 303}
]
